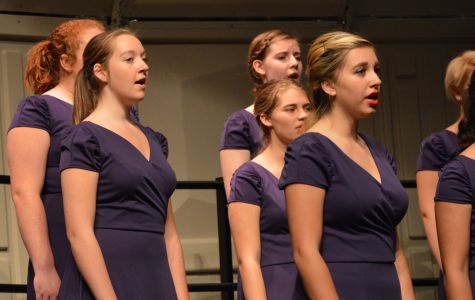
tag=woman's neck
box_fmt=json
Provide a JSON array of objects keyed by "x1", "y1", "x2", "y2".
[
  {"x1": 254, "y1": 134, "x2": 289, "y2": 178},
  {"x1": 263, "y1": 137, "x2": 288, "y2": 161},
  {"x1": 447, "y1": 106, "x2": 464, "y2": 134},
  {"x1": 90, "y1": 89, "x2": 132, "y2": 123},
  {"x1": 43, "y1": 78, "x2": 74, "y2": 104},
  {"x1": 313, "y1": 106, "x2": 359, "y2": 141}
]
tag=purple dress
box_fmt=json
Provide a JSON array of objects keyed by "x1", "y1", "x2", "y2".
[
  {"x1": 416, "y1": 129, "x2": 459, "y2": 300},
  {"x1": 8, "y1": 96, "x2": 140, "y2": 299},
  {"x1": 9, "y1": 95, "x2": 73, "y2": 299},
  {"x1": 229, "y1": 161, "x2": 308, "y2": 300},
  {"x1": 220, "y1": 109, "x2": 262, "y2": 158},
  {"x1": 416, "y1": 129, "x2": 459, "y2": 171},
  {"x1": 279, "y1": 133, "x2": 408, "y2": 300},
  {"x1": 59, "y1": 121, "x2": 177, "y2": 299},
  {"x1": 435, "y1": 155, "x2": 475, "y2": 296}
]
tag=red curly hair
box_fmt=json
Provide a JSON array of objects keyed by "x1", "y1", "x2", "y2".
[{"x1": 25, "y1": 19, "x2": 105, "y2": 95}]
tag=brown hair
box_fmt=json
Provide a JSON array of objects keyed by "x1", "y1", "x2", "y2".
[
  {"x1": 73, "y1": 28, "x2": 136, "y2": 124},
  {"x1": 445, "y1": 50, "x2": 475, "y2": 103},
  {"x1": 253, "y1": 79, "x2": 307, "y2": 146},
  {"x1": 25, "y1": 19, "x2": 105, "y2": 95},
  {"x1": 248, "y1": 29, "x2": 299, "y2": 86},
  {"x1": 307, "y1": 31, "x2": 373, "y2": 118}
]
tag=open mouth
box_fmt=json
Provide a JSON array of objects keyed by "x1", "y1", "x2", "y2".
[
  {"x1": 366, "y1": 92, "x2": 379, "y2": 107},
  {"x1": 135, "y1": 78, "x2": 146, "y2": 86},
  {"x1": 288, "y1": 73, "x2": 299, "y2": 80}
]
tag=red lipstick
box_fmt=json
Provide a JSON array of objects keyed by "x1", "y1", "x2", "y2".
[{"x1": 367, "y1": 93, "x2": 379, "y2": 107}]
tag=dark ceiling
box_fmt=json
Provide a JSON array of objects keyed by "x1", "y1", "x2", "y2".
[{"x1": 0, "y1": 0, "x2": 474, "y2": 43}]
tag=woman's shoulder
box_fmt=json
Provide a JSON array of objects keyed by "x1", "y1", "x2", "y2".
[{"x1": 224, "y1": 109, "x2": 255, "y2": 124}]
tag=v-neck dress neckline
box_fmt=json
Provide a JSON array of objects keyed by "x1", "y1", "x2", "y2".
[
  {"x1": 83, "y1": 121, "x2": 152, "y2": 163},
  {"x1": 311, "y1": 132, "x2": 383, "y2": 186}
]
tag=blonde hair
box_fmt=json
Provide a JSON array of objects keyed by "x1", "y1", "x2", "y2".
[
  {"x1": 444, "y1": 50, "x2": 475, "y2": 103},
  {"x1": 25, "y1": 19, "x2": 104, "y2": 94},
  {"x1": 248, "y1": 29, "x2": 299, "y2": 87},
  {"x1": 307, "y1": 31, "x2": 373, "y2": 118},
  {"x1": 73, "y1": 29, "x2": 136, "y2": 124},
  {"x1": 253, "y1": 79, "x2": 308, "y2": 146}
]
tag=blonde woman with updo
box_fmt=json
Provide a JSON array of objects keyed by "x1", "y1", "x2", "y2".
[
  {"x1": 220, "y1": 29, "x2": 302, "y2": 198},
  {"x1": 279, "y1": 32, "x2": 415, "y2": 299},
  {"x1": 228, "y1": 79, "x2": 310, "y2": 300},
  {"x1": 435, "y1": 70, "x2": 475, "y2": 300},
  {"x1": 416, "y1": 50, "x2": 475, "y2": 300},
  {"x1": 7, "y1": 19, "x2": 104, "y2": 300}
]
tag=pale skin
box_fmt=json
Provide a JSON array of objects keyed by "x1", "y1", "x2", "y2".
[
  {"x1": 228, "y1": 87, "x2": 310, "y2": 299},
  {"x1": 286, "y1": 46, "x2": 414, "y2": 299},
  {"x1": 436, "y1": 144, "x2": 475, "y2": 300},
  {"x1": 7, "y1": 26, "x2": 102, "y2": 300},
  {"x1": 61, "y1": 34, "x2": 188, "y2": 299},
  {"x1": 220, "y1": 38, "x2": 302, "y2": 198}
]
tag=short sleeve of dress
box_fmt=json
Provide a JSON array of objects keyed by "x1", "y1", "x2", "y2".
[
  {"x1": 362, "y1": 133, "x2": 398, "y2": 174},
  {"x1": 435, "y1": 159, "x2": 473, "y2": 205},
  {"x1": 60, "y1": 124, "x2": 102, "y2": 172},
  {"x1": 152, "y1": 130, "x2": 169, "y2": 159},
  {"x1": 220, "y1": 111, "x2": 252, "y2": 151},
  {"x1": 416, "y1": 133, "x2": 452, "y2": 171},
  {"x1": 386, "y1": 150, "x2": 397, "y2": 174},
  {"x1": 381, "y1": 144, "x2": 397, "y2": 174},
  {"x1": 8, "y1": 96, "x2": 50, "y2": 132},
  {"x1": 279, "y1": 134, "x2": 333, "y2": 190},
  {"x1": 228, "y1": 163, "x2": 262, "y2": 206}
]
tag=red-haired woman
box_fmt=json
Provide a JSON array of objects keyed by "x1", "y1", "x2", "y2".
[{"x1": 7, "y1": 19, "x2": 104, "y2": 299}]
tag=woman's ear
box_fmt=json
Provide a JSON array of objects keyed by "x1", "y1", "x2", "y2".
[
  {"x1": 93, "y1": 63, "x2": 108, "y2": 83},
  {"x1": 450, "y1": 85, "x2": 464, "y2": 103},
  {"x1": 259, "y1": 113, "x2": 272, "y2": 128},
  {"x1": 252, "y1": 60, "x2": 266, "y2": 77},
  {"x1": 60, "y1": 54, "x2": 74, "y2": 73},
  {"x1": 321, "y1": 80, "x2": 336, "y2": 97}
]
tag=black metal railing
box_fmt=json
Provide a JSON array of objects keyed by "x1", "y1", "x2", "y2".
[{"x1": 0, "y1": 175, "x2": 436, "y2": 299}]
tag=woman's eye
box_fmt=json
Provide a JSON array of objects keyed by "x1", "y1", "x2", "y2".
[
  {"x1": 355, "y1": 68, "x2": 366, "y2": 75},
  {"x1": 125, "y1": 57, "x2": 134, "y2": 63},
  {"x1": 294, "y1": 54, "x2": 301, "y2": 61}
]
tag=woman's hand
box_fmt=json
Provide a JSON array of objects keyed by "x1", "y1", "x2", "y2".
[{"x1": 34, "y1": 267, "x2": 61, "y2": 300}]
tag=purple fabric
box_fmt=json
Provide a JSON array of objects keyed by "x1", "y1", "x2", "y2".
[
  {"x1": 219, "y1": 109, "x2": 262, "y2": 158},
  {"x1": 9, "y1": 95, "x2": 74, "y2": 299},
  {"x1": 416, "y1": 129, "x2": 459, "y2": 172},
  {"x1": 416, "y1": 129, "x2": 457, "y2": 299},
  {"x1": 229, "y1": 161, "x2": 307, "y2": 299},
  {"x1": 279, "y1": 132, "x2": 408, "y2": 298},
  {"x1": 326, "y1": 262, "x2": 401, "y2": 300},
  {"x1": 58, "y1": 121, "x2": 177, "y2": 299},
  {"x1": 436, "y1": 156, "x2": 475, "y2": 271}
]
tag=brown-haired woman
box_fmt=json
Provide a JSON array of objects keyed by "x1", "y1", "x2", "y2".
[
  {"x1": 416, "y1": 50, "x2": 475, "y2": 300},
  {"x1": 228, "y1": 79, "x2": 311, "y2": 299},
  {"x1": 59, "y1": 29, "x2": 188, "y2": 299},
  {"x1": 435, "y1": 69, "x2": 475, "y2": 299},
  {"x1": 279, "y1": 31, "x2": 415, "y2": 299},
  {"x1": 220, "y1": 29, "x2": 302, "y2": 198},
  {"x1": 7, "y1": 19, "x2": 104, "y2": 300}
]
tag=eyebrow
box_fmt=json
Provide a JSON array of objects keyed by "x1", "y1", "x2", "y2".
[
  {"x1": 353, "y1": 61, "x2": 379, "y2": 68},
  {"x1": 120, "y1": 50, "x2": 147, "y2": 56}
]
